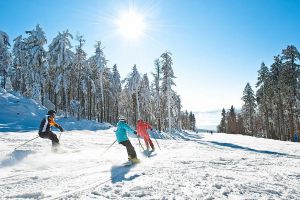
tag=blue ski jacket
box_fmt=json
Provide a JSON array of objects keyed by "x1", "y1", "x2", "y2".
[
  {"x1": 115, "y1": 120, "x2": 135, "y2": 143},
  {"x1": 294, "y1": 132, "x2": 299, "y2": 142}
]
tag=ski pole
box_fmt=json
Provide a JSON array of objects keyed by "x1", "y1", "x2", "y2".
[
  {"x1": 154, "y1": 137, "x2": 161, "y2": 150},
  {"x1": 100, "y1": 140, "x2": 117, "y2": 157},
  {"x1": 14, "y1": 135, "x2": 40, "y2": 150},
  {"x1": 58, "y1": 126, "x2": 65, "y2": 140},
  {"x1": 58, "y1": 131, "x2": 63, "y2": 140},
  {"x1": 137, "y1": 136, "x2": 145, "y2": 151},
  {"x1": 153, "y1": 130, "x2": 161, "y2": 150}
]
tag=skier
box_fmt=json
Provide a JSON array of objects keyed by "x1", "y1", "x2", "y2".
[
  {"x1": 39, "y1": 110, "x2": 64, "y2": 151},
  {"x1": 115, "y1": 117, "x2": 140, "y2": 164},
  {"x1": 294, "y1": 131, "x2": 299, "y2": 142},
  {"x1": 137, "y1": 119, "x2": 155, "y2": 151}
]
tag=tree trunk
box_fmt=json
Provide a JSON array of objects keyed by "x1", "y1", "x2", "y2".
[
  {"x1": 64, "y1": 79, "x2": 68, "y2": 118},
  {"x1": 100, "y1": 71, "x2": 104, "y2": 123},
  {"x1": 135, "y1": 91, "x2": 140, "y2": 120},
  {"x1": 168, "y1": 85, "x2": 172, "y2": 135}
]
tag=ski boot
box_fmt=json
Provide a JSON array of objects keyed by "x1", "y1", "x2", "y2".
[{"x1": 129, "y1": 157, "x2": 140, "y2": 164}]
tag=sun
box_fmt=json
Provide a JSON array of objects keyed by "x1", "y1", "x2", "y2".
[{"x1": 116, "y1": 10, "x2": 146, "y2": 40}]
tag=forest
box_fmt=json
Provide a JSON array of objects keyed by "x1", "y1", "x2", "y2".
[
  {"x1": 0, "y1": 25, "x2": 196, "y2": 132},
  {"x1": 218, "y1": 45, "x2": 300, "y2": 142}
]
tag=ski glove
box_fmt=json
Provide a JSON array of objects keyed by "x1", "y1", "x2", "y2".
[
  {"x1": 134, "y1": 131, "x2": 137, "y2": 135},
  {"x1": 58, "y1": 126, "x2": 64, "y2": 132}
]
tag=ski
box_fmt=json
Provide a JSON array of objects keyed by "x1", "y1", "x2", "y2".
[{"x1": 123, "y1": 158, "x2": 141, "y2": 166}]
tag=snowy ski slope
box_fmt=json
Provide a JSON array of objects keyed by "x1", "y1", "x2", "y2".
[
  {"x1": 1, "y1": 130, "x2": 300, "y2": 199},
  {"x1": 1, "y1": 89, "x2": 300, "y2": 199}
]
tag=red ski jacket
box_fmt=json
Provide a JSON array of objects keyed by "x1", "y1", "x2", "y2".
[{"x1": 137, "y1": 120, "x2": 152, "y2": 140}]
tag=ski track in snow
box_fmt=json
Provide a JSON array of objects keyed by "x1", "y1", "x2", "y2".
[{"x1": 1, "y1": 130, "x2": 300, "y2": 200}]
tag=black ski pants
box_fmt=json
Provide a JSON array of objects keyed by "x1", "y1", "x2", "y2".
[
  {"x1": 39, "y1": 131, "x2": 59, "y2": 146},
  {"x1": 120, "y1": 140, "x2": 137, "y2": 159}
]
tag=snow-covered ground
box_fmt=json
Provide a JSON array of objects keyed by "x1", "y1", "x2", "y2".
[
  {"x1": 1, "y1": 130, "x2": 300, "y2": 200},
  {"x1": 1, "y1": 90, "x2": 300, "y2": 199},
  {"x1": 0, "y1": 89, "x2": 111, "y2": 132}
]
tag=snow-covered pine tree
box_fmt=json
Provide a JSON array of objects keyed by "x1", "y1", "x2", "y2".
[
  {"x1": 48, "y1": 30, "x2": 73, "y2": 116},
  {"x1": 189, "y1": 111, "x2": 196, "y2": 131},
  {"x1": 111, "y1": 64, "x2": 121, "y2": 123},
  {"x1": 87, "y1": 53, "x2": 95, "y2": 120},
  {"x1": 181, "y1": 110, "x2": 189, "y2": 130},
  {"x1": 23, "y1": 25, "x2": 47, "y2": 104},
  {"x1": 119, "y1": 87, "x2": 134, "y2": 124},
  {"x1": 69, "y1": 35, "x2": 87, "y2": 120},
  {"x1": 0, "y1": 31, "x2": 12, "y2": 89},
  {"x1": 102, "y1": 67, "x2": 113, "y2": 122},
  {"x1": 124, "y1": 64, "x2": 141, "y2": 124},
  {"x1": 227, "y1": 105, "x2": 237, "y2": 134},
  {"x1": 241, "y1": 83, "x2": 257, "y2": 135},
  {"x1": 139, "y1": 73, "x2": 152, "y2": 122},
  {"x1": 89, "y1": 41, "x2": 107, "y2": 122},
  {"x1": 171, "y1": 92, "x2": 182, "y2": 130},
  {"x1": 280, "y1": 45, "x2": 300, "y2": 140},
  {"x1": 84, "y1": 43, "x2": 97, "y2": 120},
  {"x1": 269, "y1": 55, "x2": 285, "y2": 139},
  {"x1": 73, "y1": 35, "x2": 87, "y2": 119},
  {"x1": 236, "y1": 113, "x2": 245, "y2": 134},
  {"x1": 160, "y1": 51, "x2": 175, "y2": 134},
  {"x1": 218, "y1": 108, "x2": 226, "y2": 133},
  {"x1": 151, "y1": 59, "x2": 162, "y2": 131},
  {"x1": 12, "y1": 35, "x2": 26, "y2": 92},
  {"x1": 256, "y1": 62, "x2": 272, "y2": 138}
]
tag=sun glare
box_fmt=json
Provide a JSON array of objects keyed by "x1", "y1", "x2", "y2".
[{"x1": 117, "y1": 10, "x2": 145, "y2": 40}]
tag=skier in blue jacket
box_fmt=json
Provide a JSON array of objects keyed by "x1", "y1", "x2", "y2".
[
  {"x1": 294, "y1": 132, "x2": 299, "y2": 142},
  {"x1": 115, "y1": 117, "x2": 140, "y2": 163}
]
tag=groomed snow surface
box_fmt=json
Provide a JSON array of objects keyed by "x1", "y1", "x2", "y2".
[{"x1": 1, "y1": 130, "x2": 300, "y2": 200}]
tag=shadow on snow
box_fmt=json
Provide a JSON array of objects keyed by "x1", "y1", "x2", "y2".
[
  {"x1": 0, "y1": 149, "x2": 35, "y2": 167},
  {"x1": 168, "y1": 130, "x2": 205, "y2": 141},
  {"x1": 110, "y1": 164, "x2": 140, "y2": 183},
  {"x1": 208, "y1": 141, "x2": 300, "y2": 159}
]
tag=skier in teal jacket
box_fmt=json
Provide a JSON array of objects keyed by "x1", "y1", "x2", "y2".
[{"x1": 115, "y1": 117, "x2": 139, "y2": 163}]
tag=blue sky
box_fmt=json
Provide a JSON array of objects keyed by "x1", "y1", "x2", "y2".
[{"x1": 1, "y1": 0, "x2": 300, "y2": 128}]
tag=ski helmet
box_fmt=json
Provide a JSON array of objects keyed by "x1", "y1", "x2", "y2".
[
  {"x1": 47, "y1": 110, "x2": 56, "y2": 115},
  {"x1": 119, "y1": 116, "x2": 126, "y2": 121}
]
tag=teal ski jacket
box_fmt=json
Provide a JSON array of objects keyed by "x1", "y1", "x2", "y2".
[{"x1": 115, "y1": 120, "x2": 135, "y2": 143}]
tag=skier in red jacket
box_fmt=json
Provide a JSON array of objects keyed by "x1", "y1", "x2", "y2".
[{"x1": 136, "y1": 119, "x2": 155, "y2": 151}]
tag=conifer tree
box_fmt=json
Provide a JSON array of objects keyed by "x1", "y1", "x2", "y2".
[
  {"x1": 48, "y1": 30, "x2": 73, "y2": 115},
  {"x1": 71, "y1": 35, "x2": 86, "y2": 120},
  {"x1": 228, "y1": 106, "x2": 237, "y2": 134},
  {"x1": 111, "y1": 64, "x2": 121, "y2": 123},
  {"x1": 88, "y1": 41, "x2": 107, "y2": 122},
  {"x1": 281, "y1": 45, "x2": 300, "y2": 140},
  {"x1": 12, "y1": 35, "x2": 26, "y2": 92},
  {"x1": 0, "y1": 31, "x2": 11, "y2": 89},
  {"x1": 242, "y1": 83, "x2": 257, "y2": 135},
  {"x1": 256, "y1": 62, "x2": 272, "y2": 138},
  {"x1": 152, "y1": 59, "x2": 162, "y2": 131},
  {"x1": 139, "y1": 73, "x2": 152, "y2": 122},
  {"x1": 161, "y1": 51, "x2": 175, "y2": 134},
  {"x1": 23, "y1": 25, "x2": 47, "y2": 104},
  {"x1": 124, "y1": 65, "x2": 141, "y2": 124},
  {"x1": 218, "y1": 108, "x2": 226, "y2": 132},
  {"x1": 189, "y1": 112, "x2": 196, "y2": 131},
  {"x1": 270, "y1": 56, "x2": 283, "y2": 139}
]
